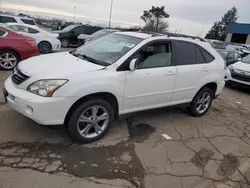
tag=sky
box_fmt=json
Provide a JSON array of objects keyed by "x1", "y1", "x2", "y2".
[{"x1": 1, "y1": 0, "x2": 250, "y2": 37}]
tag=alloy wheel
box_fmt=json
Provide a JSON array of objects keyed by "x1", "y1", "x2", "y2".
[
  {"x1": 196, "y1": 91, "x2": 211, "y2": 114},
  {"x1": 61, "y1": 39, "x2": 69, "y2": 48},
  {"x1": 39, "y1": 42, "x2": 51, "y2": 54},
  {"x1": 77, "y1": 106, "x2": 109, "y2": 139},
  {"x1": 0, "y1": 52, "x2": 18, "y2": 69}
]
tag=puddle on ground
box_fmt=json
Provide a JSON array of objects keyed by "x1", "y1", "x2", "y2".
[
  {"x1": 127, "y1": 119, "x2": 156, "y2": 143},
  {"x1": 191, "y1": 148, "x2": 214, "y2": 168},
  {"x1": 217, "y1": 153, "x2": 240, "y2": 177},
  {"x1": 0, "y1": 142, "x2": 144, "y2": 187}
]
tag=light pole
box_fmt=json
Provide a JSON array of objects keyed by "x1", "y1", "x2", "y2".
[
  {"x1": 74, "y1": 6, "x2": 76, "y2": 23},
  {"x1": 108, "y1": 0, "x2": 113, "y2": 28}
]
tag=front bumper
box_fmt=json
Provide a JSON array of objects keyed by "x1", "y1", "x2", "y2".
[
  {"x1": 4, "y1": 77, "x2": 76, "y2": 125},
  {"x1": 225, "y1": 68, "x2": 250, "y2": 86}
]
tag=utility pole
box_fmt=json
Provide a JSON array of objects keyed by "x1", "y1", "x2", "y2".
[
  {"x1": 108, "y1": 0, "x2": 113, "y2": 28},
  {"x1": 74, "y1": 6, "x2": 76, "y2": 23}
]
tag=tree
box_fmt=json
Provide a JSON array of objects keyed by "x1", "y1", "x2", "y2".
[
  {"x1": 141, "y1": 6, "x2": 170, "y2": 33},
  {"x1": 205, "y1": 7, "x2": 238, "y2": 40}
]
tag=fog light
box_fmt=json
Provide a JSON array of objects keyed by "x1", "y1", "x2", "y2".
[{"x1": 25, "y1": 105, "x2": 33, "y2": 115}]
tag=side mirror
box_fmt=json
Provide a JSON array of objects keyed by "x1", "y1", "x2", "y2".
[{"x1": 129, "y1": 59, "x2": 137, "y2": 71}]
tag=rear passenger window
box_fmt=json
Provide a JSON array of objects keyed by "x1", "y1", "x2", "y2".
[
  {"x1": 28, "y1": 28, "x2": 39, "y2": 34},
  {"x1": 21, "y1": 19, "x2": 36, "y2": 25},
  {"x1": 200, "y1": 47, "x2": 214, "y2": 63},
  {"x1": 175, "y1": 41, "x2": 196, "y2": 65},
  {"x1": 0, "y1": 29, "x2": 6, "y2": 36},
  {"x1": 196, "y1": 47, "x2": 206, "y2": 64}
]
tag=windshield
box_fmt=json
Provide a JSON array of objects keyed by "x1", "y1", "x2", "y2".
[
  {"x1": 62, "y1": 25, "x2": 78, "y2": 32},
  {"x1": 72, "y1": 33, "x2": 142, "y2": 66},
  {"x1": 91, "y1": 30, "x2": 109, "y2": 37},
  {"x1": 242, "y1": 54, "x2": 250, "y2": 64}
]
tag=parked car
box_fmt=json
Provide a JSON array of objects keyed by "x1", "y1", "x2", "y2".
[
  {"x1": 3, "y1": 31, "x2": 225, "y2": 142},
  {"x1": 54, "y1": 25, "x2": 102, "y2": 48},
  {"x1": 0, "y1": 13, "x2": 37, "y2": 26},
  {"x1": 4, "y1": 23, "x2": 61, "y2": 54},
  {"x1": 225, "y1": 54, "x2": 250, "y2": 87},
  {"x1": 226, "y1": 45, "x2": 250, "y2": 57},
  {"x1": 224, "y1": 50, "x2": 242, "y2": 66},
  {"x1": 207, "y1": 39, "x2": 227, "y2": 49},
  {"x1": 0, "y1": 26, "x2": 39, "y2": 70},
  {"x1": 78, "y1": 29, "x2": 119, "y2": 45}
]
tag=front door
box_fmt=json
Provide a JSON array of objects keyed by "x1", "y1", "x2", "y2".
[{"x1": 123, "y1": 42, "x2": 176, "y2": 114}]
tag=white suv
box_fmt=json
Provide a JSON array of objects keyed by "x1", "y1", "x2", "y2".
[
  {"x1": 0, "y1": 14, "x2": 37, "y2": 26},
  {"x1": 3, "y1": 32, "x2": 225, "y2": 143}
]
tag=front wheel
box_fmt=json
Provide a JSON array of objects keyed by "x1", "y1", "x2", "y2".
[
  {"x1": 60, "y1": 38, "x2": 69, "y2": 48},
  {"x1": 189, "y1": 87, "x2": 213, "y2": 117},
  {"x1": 0, "y1": 50, "x2": 19, "y2": 70},
  {"x1": 68, "y1": 98, "x2": 114, "y2": 143}
]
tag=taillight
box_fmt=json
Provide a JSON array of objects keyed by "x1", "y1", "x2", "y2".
[{"x1": 26, "y1": 40, "x2": 37, "y2": 47}]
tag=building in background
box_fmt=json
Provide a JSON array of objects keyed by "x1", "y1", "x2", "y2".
[{"x1": 226, "y1": 23, "x2": 250, "y2": 44}]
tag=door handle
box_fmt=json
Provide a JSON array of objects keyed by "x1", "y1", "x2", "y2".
[
  {"x1": 166, "y1": 71, "x2": 175, "y2": 76},
  {"x1": 202, "y1": 68, "x2": 209, "y2": 72}
]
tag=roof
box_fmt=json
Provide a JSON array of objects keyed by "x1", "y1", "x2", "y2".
[
  {"x1": 0, "y1": 13, "x2": 34, "y2": 20},
  {"x1": 228, "y1": 23, "x2": 250, "y2": 35},
  {"x1": 116, "y1": 31, "x2": 152, "y2": 39},
  {"x1": 4, "y1": 23, "x2": 50, "y2": 34}
]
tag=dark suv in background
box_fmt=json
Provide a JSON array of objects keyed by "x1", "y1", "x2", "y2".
[{"x1": 54, "y1": 24, "x2": 102, "y2": 47}]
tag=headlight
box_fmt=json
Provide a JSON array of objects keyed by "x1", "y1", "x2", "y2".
[
  {"x1": 228, "y1": 65, "x2": 234, "y2": 72},
  {"x1": 27, "y1": 79, "x2": 68, "y2": 97}
]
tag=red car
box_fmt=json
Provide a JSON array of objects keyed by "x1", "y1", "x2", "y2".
[{"x1": 0, "y1": 26, "x2": 39, "y2": 70}]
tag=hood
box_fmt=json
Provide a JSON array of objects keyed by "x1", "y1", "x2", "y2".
[
  {"x1": 18, "y1": 52, "x2": 104, "y2": 77},
  {"x1": 52, "y1": 30, "x2": 65, "y2": 34},
  {"x1": 77, "y1": 34, "x2": 93, "y2": 40},
  {"x1": 232, "y1": 61, "x2": 250, "y2": 71}
]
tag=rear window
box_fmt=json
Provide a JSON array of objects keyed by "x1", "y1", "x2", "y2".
[
  {"x1": 0, "y1": 16, "x2": 17, "y2": 23},
  {"x1": 175, "y1": 41, "x2": 197, "y2": 65},
  {"x1": 0, "y1": 29, "x2": 6, "y2": 36},
  {"x1": 21, "y1": 19, "x2": 36, "y2": 25}
]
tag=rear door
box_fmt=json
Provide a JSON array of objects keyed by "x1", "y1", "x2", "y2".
[{"x1": 170, "y1": 41, "x2": 214, "y2": 105}]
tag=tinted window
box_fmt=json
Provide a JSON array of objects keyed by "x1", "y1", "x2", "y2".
[
  {"x1": 196, "y1": 47, "x2": 206, "y2": 64},
  {"x1": 0, "y1": 16, "x2": 17, "y2": 23},
  {"x1": 175, "y1": 41, "x2": 196, "y2": 65},
  {"x1": 21, "y1": 19, "x2": 36, "y2": 25},
  {"x1": 73, "y1": 26, "x2": 85, "y2": 34},
  {"x1": 28, "y1": 27, "x2": 39, "y2": 34},
  {"x1": 0, "y1": 29, "x2": 6, "y2": 36},
  {"x1": 200, "y1": 48, "x2": 214, "y2": 63}
]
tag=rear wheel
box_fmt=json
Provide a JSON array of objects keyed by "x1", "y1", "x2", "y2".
[
  {"x1": 61, "y1": 38, "x2": 69, "y2": 48},
  {"x1": 68, "y1": 98, "x2": 114, "y2": 143},
  {"x1": 38, "y1": 41, "x2": 52, "y2": 54},
  {"x1": 189, "y1": 87, "x2": 213, "y2": 117},
  {"x1": 0, "y1": 50, "x2": 19, "y2": 70}
]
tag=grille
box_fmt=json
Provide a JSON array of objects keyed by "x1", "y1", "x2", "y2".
[
  {"x1": 11, "y1": 68, "x2": 30, "y2": 85},
  {"x1": 231, "y1": 71, "x2": 250, "y2": 82}
]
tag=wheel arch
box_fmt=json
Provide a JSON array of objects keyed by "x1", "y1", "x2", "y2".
[
  {"x1": 64, "y1": 92, "x2": 119, "y2": 126},
  {"x1": 196, "y1": 82, "x2": 218, "y2": 99}
]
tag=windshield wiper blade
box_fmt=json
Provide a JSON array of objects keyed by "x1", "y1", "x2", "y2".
[{"x1": 80, "y1": 54, "x2": 109, "y2": 66}]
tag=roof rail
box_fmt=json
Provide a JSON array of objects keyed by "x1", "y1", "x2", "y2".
[{"x1": 165, "y1": 32, "x2": 206, "y2": 42}]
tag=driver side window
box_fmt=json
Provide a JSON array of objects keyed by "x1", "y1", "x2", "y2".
[{"x1": 133, "y1": 42, "x2": 172, "y2": 69}]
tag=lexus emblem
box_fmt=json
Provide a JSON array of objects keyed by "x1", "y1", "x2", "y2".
[{"x1": 241, "y1": 71, "x2": 245, "y2": 75}]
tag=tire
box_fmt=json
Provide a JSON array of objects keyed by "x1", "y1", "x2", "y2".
[
  {"x1": 225, "y1": 81, "x2": 232, "y2": 87},
  {"x1": 0, "y1": 50, "x2": 20, "y2": 70},
  {"x1": 38, "y1": 41, "x2": 52, "y2": 54},
  {"x1": 60, "y1": 38, "x2": 69, "y2": 48},
  {"x1": 189, "y1": 87, "x2": 213, "y2": 117},
  {"x1": 68, "y1": 98, "x2": 114, "y2": 143}
]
